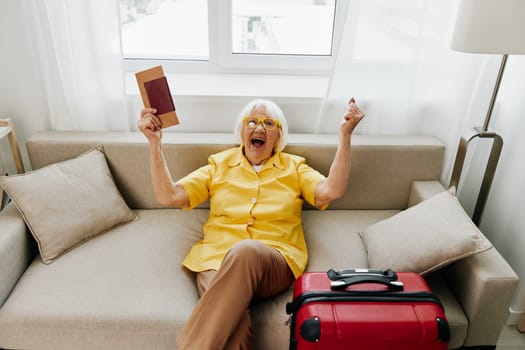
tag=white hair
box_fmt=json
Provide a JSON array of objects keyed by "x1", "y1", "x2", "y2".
[{"x1": 234, "y1": 98, "x2": 289, "y2": 152}]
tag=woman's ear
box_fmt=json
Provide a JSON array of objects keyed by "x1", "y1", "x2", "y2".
[{"x1": 274, "y1": 132, "x2": 282, "y2": 152}]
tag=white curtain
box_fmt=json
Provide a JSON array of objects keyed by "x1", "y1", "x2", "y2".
[
  {"x1": 1, "y1": 0, "x2": 129, "y2": 133},
  {"x1": 320, "y1": 0, "x2": 498, "y2": 184}
]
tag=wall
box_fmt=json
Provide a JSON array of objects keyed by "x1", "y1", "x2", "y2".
[{"x1": 0, "y1": 2, "x2": 50, "y2": 172}]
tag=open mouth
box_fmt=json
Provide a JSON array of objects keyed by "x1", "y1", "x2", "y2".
[{"x1": 251, "y1": 137, "x2": 266, "y2": 149}]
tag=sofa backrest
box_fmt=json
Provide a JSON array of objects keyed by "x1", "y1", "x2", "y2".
[{"x1": 26, "y1": 131, "x2": 444, "y2": 210}]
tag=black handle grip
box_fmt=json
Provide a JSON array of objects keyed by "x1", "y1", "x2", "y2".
[
  {"x1": 327, "y1": 268, "x2": 398, "y2": 281},
  {"x1": 330, "y1": 275, "x2": 404, "y2": 291}
]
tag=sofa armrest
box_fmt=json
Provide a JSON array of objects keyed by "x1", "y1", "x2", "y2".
[
  {"x1": 0, "y1": 203, "x2": 36, "y2": 307},
  {"x1": 408, "y1": 180, "x2": 446, "y2": 207},
  {"x1": 444, "y1": 247, "x2": 519, "y2": 347}
]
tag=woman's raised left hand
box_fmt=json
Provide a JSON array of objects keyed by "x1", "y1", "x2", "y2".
[{"x1": 341, "y1": 97, "x2": 365, "y2": 135}]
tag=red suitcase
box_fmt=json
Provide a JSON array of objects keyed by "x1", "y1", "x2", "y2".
[{"x1": 286, "y1": 269, "x2": 450, "y2": 350}]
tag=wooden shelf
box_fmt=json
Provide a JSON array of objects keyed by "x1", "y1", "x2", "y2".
[
  {"x1": 0, "y1": 119, "x2": 25, "y2": 210},
  {"x1": 0, "y1": 126, "x2": 10, "y2": 139},
  {"x1": 0, "y1": 119, "x2": 25, "y2": 174}
]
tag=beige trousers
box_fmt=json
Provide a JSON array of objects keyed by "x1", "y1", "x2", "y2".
[{"x1": 176, "y1": 239, "x2": 294, "y2": 350}]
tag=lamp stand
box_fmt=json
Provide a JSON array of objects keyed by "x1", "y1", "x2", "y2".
[{"x1": 449, "y1": 54, "x2": 507, "y2": 227}]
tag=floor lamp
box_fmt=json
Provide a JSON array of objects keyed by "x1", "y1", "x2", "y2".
[{"x1": 448, "y1": 0, "x2": 525, "y2": 226}]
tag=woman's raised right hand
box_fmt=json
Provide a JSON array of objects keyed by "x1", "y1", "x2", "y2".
[{"x1": 137, "y1": 108, "x2": 163, "y2": 143}]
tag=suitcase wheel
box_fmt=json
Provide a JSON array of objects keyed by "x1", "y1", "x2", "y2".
[
  {"x1": 437, "y1": 317, "x2": 451, "y2": 343},
  {"x1": 300, "y1": 316, "x2": 321, "y2": 342}
]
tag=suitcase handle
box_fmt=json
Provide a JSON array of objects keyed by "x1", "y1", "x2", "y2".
[
  {"x1": 327, "y1": 268, "x2": 398, "y2": 281},
  {"x1": 330, "y1": 275, "x2": 404, "y2": 291}
]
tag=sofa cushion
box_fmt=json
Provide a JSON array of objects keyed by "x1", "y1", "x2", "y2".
[
  {"x1": 302, "y1": 209, "x2": 399, "y2": 271},
  {"x1": 0, "y1": 209, "x2": 207, "y2": 350},
  {"x1": 0, "y1": 207, "x2": 471, "y2": 350},
  {"x1": 359, "y1": 190, "x2": 492, "y2": 275},
  {"x1": 25, "y1": 132, "x2": 445, "y2": 210},
  {"x1": 0, "y1": 147, "x2": 137, "y2": 264}
]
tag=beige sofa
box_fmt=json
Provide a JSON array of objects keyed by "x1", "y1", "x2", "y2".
[{"x1": 0, "y1": 131, "x2": 519, "y2": 350}]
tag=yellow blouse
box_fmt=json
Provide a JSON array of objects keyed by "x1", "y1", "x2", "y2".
[{"x1": 178, "y1": 147, "x2": 327, "y2": 278}]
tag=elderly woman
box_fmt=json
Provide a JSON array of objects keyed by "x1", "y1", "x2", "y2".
[{"x1": 137, "y1": 98, "x2": 364, "y2": 350}]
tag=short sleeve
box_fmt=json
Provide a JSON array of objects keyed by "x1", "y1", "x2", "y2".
[
  {"x1": 297, "y1": 162, "x2": 328, "y2": 210},
  {"x1": 177, "y1": 163, "x2": 214, "y2": 209}
]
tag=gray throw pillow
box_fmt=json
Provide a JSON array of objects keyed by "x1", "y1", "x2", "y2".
[
  {"x1": 359, "y1": 189, "x2": 492, "y2": 275},
  {"x1": 0, "y1": 146, "x2": 137, "y2": 263}
]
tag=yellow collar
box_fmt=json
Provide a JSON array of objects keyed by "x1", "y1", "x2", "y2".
[{"x1": 228, "y1": 147, "x2": 285, "y2": 171}]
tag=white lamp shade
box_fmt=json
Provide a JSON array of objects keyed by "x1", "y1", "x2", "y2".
[{"x1": 451, "y1": 0, "x2": 525, "y2": 54}]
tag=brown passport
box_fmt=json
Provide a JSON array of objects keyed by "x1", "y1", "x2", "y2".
[{"x1": 135, "y1": 65, "x2": 179, "y2": 128}]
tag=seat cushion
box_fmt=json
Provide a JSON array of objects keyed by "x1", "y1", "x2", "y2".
[
  {"x1": 0, "y1": 209, "x2": 207, "y2": 350},
  {"x1": 0, "y1": 208, "x2": 469, "y2": 350},
  {"x1": 302, "y1": 209, "x2": 401, "y2": 271}
]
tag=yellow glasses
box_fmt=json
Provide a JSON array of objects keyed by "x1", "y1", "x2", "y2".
[{"x1": 243, "y1": 116, "x2": 281, "y2": 131}]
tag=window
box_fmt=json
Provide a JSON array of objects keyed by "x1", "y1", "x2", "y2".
[
  {"x1": 120, "y1": 0, "x2": 348, "y2": 74},
  {"x1": 120, "y1": 0, "x2": 209, "y2": 60},
  {"x1": 231, "y1": 0, "x2": 335, "y2": 56}
]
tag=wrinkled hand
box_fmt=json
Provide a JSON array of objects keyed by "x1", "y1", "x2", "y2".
[
  {"x1": 341, "y1": 97, "x2": 365, "y2": 136},
  {"x1": 137, "y1": 108, "x2": 163, "y2": 144}
]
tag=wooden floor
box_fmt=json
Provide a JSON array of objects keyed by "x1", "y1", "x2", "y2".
[{"x1": 496, "y1": 324, "x2": 525, "y2": 349}]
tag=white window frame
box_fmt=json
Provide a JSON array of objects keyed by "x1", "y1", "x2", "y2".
[{"x1": 123, "y1": 0, "x2": 349, "y2": 76}]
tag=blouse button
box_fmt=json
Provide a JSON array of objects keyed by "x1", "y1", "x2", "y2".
[
  {"x1": 251, "y1": 197, "x2": 257, "y2": 203},
  {"x1": 248, "y1": 220, "x2": 254, "y2": 226}
]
